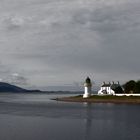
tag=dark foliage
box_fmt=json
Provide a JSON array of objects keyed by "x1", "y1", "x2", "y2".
[
  {"x1": 114, "y1": 86, "x2": 124, "y2": 93},
  {"x1": 123, "y1": 80, "x2": 140, "y2": 93}
]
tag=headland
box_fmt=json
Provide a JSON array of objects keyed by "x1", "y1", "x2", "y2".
[{"x1": 54, "y1": 95, "x2": 140, "y2": 104}]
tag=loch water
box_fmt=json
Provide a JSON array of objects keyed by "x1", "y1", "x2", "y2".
[{"x1": 0, "y1": 93, "x2": 140, "y2": 140}]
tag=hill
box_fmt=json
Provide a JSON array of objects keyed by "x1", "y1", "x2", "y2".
[{"x1": 0, "y1": 82, "x2": 41, "y2": 93}]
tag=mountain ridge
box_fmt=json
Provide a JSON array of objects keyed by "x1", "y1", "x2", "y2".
[{"x1": 0, "y1": 82, "x2": 42, "y2": 93}]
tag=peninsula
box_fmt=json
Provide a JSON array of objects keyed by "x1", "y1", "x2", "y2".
[
  {"x1": 54, "y1": 95, "x2": 140, "y2": 104},
  {"x1": 54, "y1": 77, "x2": 140, "y2": 104}
]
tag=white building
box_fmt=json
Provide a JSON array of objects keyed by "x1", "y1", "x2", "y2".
[
  {"x1": 98, "y1": 82, "x2": 115, "y2": 95},
  {"x1": 83, "y1": 77, "x2": 92, "y2": 98}
]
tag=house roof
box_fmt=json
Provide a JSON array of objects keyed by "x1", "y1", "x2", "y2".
[
  {"x1": 111, "y1": 84, "x2": 120, "y2": 90},
  {"x1": 102, "y1": 84, "x2": 111, "y2": 87}
]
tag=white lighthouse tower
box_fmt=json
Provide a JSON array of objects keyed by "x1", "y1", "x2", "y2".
[{"x1": 83, "y1": 77, "x2": 92, "y2": 98}]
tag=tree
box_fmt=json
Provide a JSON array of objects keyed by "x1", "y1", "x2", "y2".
[
  {"x1": 114, "y1": 86, "x2": 124, "y2": 93},
  {"x1": 123, "y1": 80, "x2": 136, "y2": 93},
  {"x1": 135, "y1": 80, "x2": 140, "y2": 93}
]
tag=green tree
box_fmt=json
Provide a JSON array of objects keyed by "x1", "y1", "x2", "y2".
[
  {"x1": 135, "y1": 80, "x2": 140, "y2": 93},
  {"x1": 114, "y1": 86, "x2": 124, "y2": 93},
  {"x1": 123, "y1": 80, "x2": 136, "y2": 93}
]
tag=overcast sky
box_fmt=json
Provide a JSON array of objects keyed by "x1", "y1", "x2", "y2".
[{"x1": 0, "y1": 0, "x2": 140, "y2": 90}]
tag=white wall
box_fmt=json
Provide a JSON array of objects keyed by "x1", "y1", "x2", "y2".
[
  {"x1": 98, "y1": 86, "x2": 115, "y2": 95},
  {"x1": 115, "y1": 94, "x2": 140, "y2": 96},
  {"x1": 83, "y1": 86, "x2": 92, "y2": 98}
]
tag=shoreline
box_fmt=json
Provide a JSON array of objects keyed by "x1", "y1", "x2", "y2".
[{"x1": 53, "y1": 95, "x2": 140, "y2": 104}]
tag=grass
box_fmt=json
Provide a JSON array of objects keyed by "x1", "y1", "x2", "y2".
[
  {"x1": 56, "y1": 94, "x2": 140, "y2": 104},
  {"x1": 73, "y1": 95, "x2": 140, "y2": 99}
]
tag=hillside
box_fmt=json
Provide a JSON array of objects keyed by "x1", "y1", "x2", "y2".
[{"x1": 0, "y1": 82, "x2": 41, "y2": 93}]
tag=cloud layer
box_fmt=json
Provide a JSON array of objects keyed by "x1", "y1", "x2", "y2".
[{"x1": 0, "y1": 0, "x2": 140, "y2": 89}]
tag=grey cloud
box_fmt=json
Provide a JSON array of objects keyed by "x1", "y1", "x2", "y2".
[
  {"x1": 0, "y1": 16, "x2": 25, "y2": 32},
  {"x1": 72, "y1": 3, "x2": 140, "y2": 33},
  {"x1": 9, "y1": 74, "x2": 28, "y2": 86},
  {"x1": 0, "y1": 61, "x2": 29, "y2": 86},
  {"x1": 0, "y1": 0, "x2": 140, "y2": 89},
  {"x1": 0, "y1": 63, "x2": 11, "y2": 76}
]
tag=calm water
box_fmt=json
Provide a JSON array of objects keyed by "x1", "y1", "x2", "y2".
[{"x1": 0, "y1": 93, "x2": 140, "y2": 140}]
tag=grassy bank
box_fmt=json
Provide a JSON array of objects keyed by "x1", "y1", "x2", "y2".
[{"x1": 54, "y1": 95, "x2": 140, "y2": 104}]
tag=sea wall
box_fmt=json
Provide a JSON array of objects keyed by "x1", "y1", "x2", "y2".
[{"x1": 115, "y1": 94, "x2": 140, "y2": 96}]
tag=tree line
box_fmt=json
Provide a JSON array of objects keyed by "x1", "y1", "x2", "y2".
[{"x1": 123, "y1": 80, "x2": 140, "y2": 93}]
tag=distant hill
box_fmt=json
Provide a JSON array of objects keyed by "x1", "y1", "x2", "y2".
[{"x1": 0, "y1": 82, "x2": 42, "y2": 93}]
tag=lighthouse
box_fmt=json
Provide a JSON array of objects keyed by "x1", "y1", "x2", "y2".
[{"x1": 83, "y1": 77, "x2": 92, "y2": 98}]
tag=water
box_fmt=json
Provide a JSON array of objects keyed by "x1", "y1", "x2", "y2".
[{"x1": 0, "y1": 93, "x2": 140, "y2": 140}]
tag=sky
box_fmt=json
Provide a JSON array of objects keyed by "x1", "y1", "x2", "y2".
[{"x1": 0, "y1": 0, "x2": 140, "y2": 90}]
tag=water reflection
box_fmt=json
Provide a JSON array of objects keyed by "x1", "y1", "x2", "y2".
[
  {"x1": 0, "y1": 93, "x2": 140, "y2": 140},
  {"x1": 84, "y1": 103, "x2": 92, "y2": 140}
]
